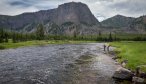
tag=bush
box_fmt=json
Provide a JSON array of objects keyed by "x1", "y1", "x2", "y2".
[{"x1": 0, "y1": 45, "x2": 5, "y2": 49}]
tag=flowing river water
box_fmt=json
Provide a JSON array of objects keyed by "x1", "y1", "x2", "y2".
[{"x1": 0, "y1": 43, "x2": 121, "y2": 84}]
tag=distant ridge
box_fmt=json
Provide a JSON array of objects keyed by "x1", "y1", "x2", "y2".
[{"x1": 101, "y1": 15, "x2": 135, "y2": 28}]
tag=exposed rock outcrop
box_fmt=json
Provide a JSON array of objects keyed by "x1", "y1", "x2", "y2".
[
  {"x1": 130, "y1": 15, "x2": 146, "y2": 34},
  {"x1": 53, "y1": 2, "x2": 99, "y2": 25},
  {"x1": 112, "y1": 67, "x2": 133, "y2": 81}
]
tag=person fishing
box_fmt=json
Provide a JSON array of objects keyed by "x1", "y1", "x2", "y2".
[
  {"x1": 103, "y1": 43, "x2": 111, "y2": 52},
  {"x1": 107, "y1": 44, "x2": 111, "y2": 52},
  {"x1": 103, "y1": 44, "x2": 106, "y2": 51}
]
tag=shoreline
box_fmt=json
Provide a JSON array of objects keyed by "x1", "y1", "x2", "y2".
[
  {"x1": 109, "y1": 43, "x2": 146, "y2": 83},
  {"x1": 0, "y1": 40, "x2": 97, "y2": 50}
]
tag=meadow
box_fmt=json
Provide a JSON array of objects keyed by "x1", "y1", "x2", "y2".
[{"x1": 111, "y1": 41, "x2": 146, "y2": 71}]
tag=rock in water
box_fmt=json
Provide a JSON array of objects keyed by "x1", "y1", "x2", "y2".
[{"x1": 112, "y1": 67, "x2": 133, "y2": 81}]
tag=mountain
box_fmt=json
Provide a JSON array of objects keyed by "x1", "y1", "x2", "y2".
[
  {"x1": 1, "y1": 2, "x2": 146, "y2": 35},
  {"x1": 130, "y1": 15, "x2": 146, "y2": 33},
  {"x1": 0, "y1": 2, "x2": 100, "y2": 35},
  {"x1": 101, "y1": 15, "x2": 135, "y2": 28},
  {"x1": 53, "y1": 2, "x2": 99, "y2": 25},
  {"x1": 0, "y1": 9, "x2": 56, "y2": 31}
]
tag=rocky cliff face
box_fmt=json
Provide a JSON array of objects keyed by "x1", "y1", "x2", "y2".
[
  {"x1": 0, "y1": 2, "x2": 100, "y2": 35},
  {"x1": 130, "y1": 16, "x2": 146, "y2": 34},
  {"x1": 0, "y1": 9, "x2": 56, "y2": 30},
  {"x1": 53, "y1": 2, "x2": 99, "y2": 25}
]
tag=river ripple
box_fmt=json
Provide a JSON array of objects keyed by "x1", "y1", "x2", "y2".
[{"x1": 0, "y1": 43, "x2": 119, "y2": 84}]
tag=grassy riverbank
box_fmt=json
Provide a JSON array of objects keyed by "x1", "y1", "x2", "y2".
[
  {"x1": 0, "y1": 40, "x2": 96, "y2": 50},
  {"x1": 111, "y1": 41, "x2": 146, "y2": 71}
]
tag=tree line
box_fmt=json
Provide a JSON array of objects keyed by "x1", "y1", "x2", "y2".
[
  {"x1": 1, "y1": 23, "x2": 146, "y2": 43},
  {"x1": 0, "y1": 24, "x2": 45, "y2": 43}
]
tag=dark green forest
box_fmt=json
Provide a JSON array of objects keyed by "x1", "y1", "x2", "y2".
[{"x1": 1, "y1": 24, "x2": 146, "y2": 44}]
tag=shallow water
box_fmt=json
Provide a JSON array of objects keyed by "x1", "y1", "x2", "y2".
[{"x1": 0, "y1": 43, "x2": 120, "y2": 84}]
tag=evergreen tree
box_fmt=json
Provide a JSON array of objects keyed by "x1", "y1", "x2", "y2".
[
  {"x1": 12, "y1": 32, "x2": 17, "y2": 43},
  {"x1": 36, "y1": 24, "x2": 45, "y2": 40},
  {"x1": 0, "y1": 29, "x2": 5, "y2": 43},
  {"x1": 73, "y1": 31, "x2": 77, "y2": 38},
  {"x1": 99, "y1": 31, "x2": 101, "y2": 36},
  {"x1": 108, "y1": 32, "x2": 113, "y2": 42},
  {"x1": 96, "y1": 31, "x2": 103, "y2": 41},
  {"x1": 4, "y1": 32, "x2": 8, "y2": 42}
]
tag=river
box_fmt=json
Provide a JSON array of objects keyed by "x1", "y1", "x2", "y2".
[{"x1": 0, "y1": 43, "x2": 120, "y2": 84}]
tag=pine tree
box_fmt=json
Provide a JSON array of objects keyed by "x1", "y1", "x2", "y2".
[
  {"x1": 36, "y1": 24, "x2": 45, "y2": 40},
  {"x1": 108, "y1": 32, "x2": 113, "y2": 42},
  {"x1": 0, "y1": 29, "x2": 4, "y2": 43},
  {"x1": 4, "y1": 32, "x2": 8, "y2": 42},
  {"x1": 97, "y1": 31, "x2": 103, "y2": 41},
  {"x1": 73, "y1": 31, "x2": 77, "y2": 38},
  {"x1": 99, "y1": 31, "x2": 101, "y2": 36},
  {"x1": 12, "y1": 32, "x2": 17, "y2": 43}
]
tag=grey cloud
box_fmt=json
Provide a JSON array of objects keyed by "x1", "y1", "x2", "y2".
[
  {"x1": 0, "y1": 0, "x2": 146, "y2": 21},
  {"x1": 9, "y1": 1, "x2": 31, "y2": 7},
  {"x1": 107, "y1": 0, "x2": 146, "y2": 16}
]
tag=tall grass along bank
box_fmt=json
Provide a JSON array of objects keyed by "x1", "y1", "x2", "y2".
[{"x1": 111, "y1": 42, "x2": 146, "y2": 71}]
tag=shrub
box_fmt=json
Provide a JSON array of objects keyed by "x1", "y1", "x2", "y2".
[{"x1": 0, "y1": 45, "x2": 5, "y2": 49}]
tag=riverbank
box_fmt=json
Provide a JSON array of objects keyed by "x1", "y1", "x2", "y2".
[
  {"x1": 111, "y1": 41, "x2": 146, "y2": 72},
  {"x1": 0, "y1": 40, "x2": 96, "y2": 50}
]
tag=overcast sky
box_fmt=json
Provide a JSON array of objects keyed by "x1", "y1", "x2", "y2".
[{"x1": 0, "y1": 0, "x2": 146, "y2": 21}]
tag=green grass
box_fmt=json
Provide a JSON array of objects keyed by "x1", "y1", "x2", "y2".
[
  {"x1": 0, "y1": 40, "x2": 96, "y2": 50},
  {"x1": 111, "y1": 41, "x2": 146, "y2": 71}
]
